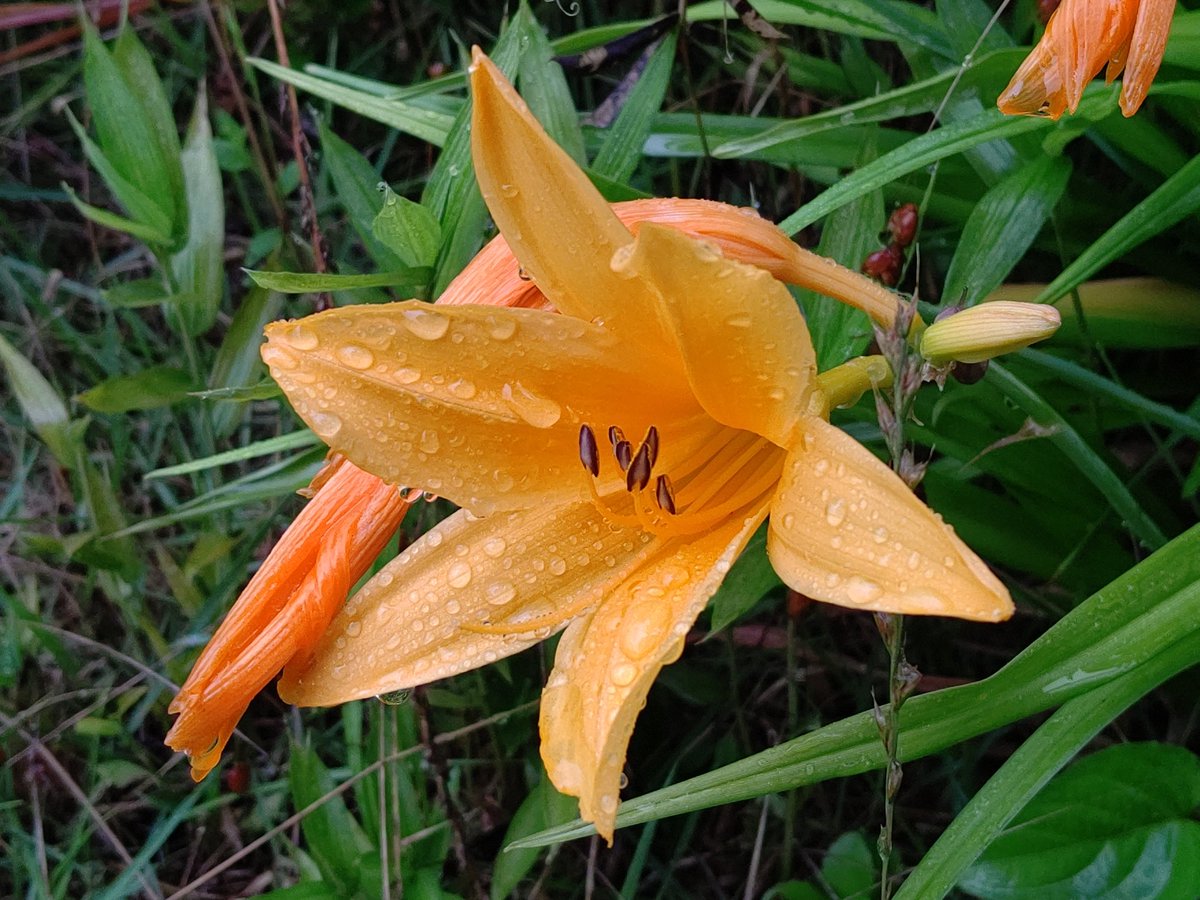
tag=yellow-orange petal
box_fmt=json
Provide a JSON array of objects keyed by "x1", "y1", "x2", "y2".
[
  {"x1": 539, "y1": 506, "x2": 767, "y2": 844},
  {"x1": 278, "y1": 500, "x2": 656, "y2": 705},
  {"x1": 612, "y1": 223, "x2": 818, "y2": 448},
  {"x1": 1121, "y1": 0, "x2": 1174, "y2": 116},
  {"x1": 767, "y1": 418, "x2": 1013, "y2": 622},
  {"x1": 263, "y1": 301, "x2": 700, "y2": 516},
  {"x1": 166, "y1": 459, "x2": 407, "y2": 779}
]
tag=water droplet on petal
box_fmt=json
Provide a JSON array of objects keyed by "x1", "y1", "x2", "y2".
[
  {"x1": 262, "y1": 345, "x2": 298, "y2": 370},
  {"x1": 310, "y1": 411, "x2": 342, "y2": 438},
  {"x1": 499, "y1": 182, "x2": 519, "y2": 198},
  {"x1": 611, "y1": 663, "x2": 638, "y2": 686},
  {"x1": 448, "y1": 561, "x2": 472, "y2": 589},
  {"x1": 825, "y1": 498, "x2": 846, "y2": 527},
  {"x1": 394, "y1": 367, "x2": 421, "y2": 384},
  {"x1": 781, "y1": 512, "x2": 796, "y2": 530},
  {"x1": 549, "y1": 556, "x2": 567, "y2": 576},
  {"x1": 619, "y1": 603, "x2": 669, "y2": 660},
  {"x1": 402, "y1": 307, "x2": 450, "y2": 340},
  {"x1": 599, "y1": 795, "x2": 618, "y2": 814},
  {"x1": 813, "y1": 458, "x2": 830, "y2": 476},
  {"x1": 502, "y1": 381, "x2": 561, "y2": 428},
  {"x1": 448, "y1": 378, "x2": 477, "y2": 399},
  {"x1": 346, "y1": 620, "x2": 362, "y2": 637},
  {"x1": 483, "y1": 537, "x2": 507, "y2": 558},
  {"x1": 724, "y1": 313, "x2": 752, "y2": 329},
  {"x1": 873, "y1": 526, "x2": 889, "y2": 544},
  {"x1": 845, "y1": 576, "x2": 884, "y2": 605},
  {"x1": 489, "y1": 317, "x2": 518, "y2": 340},
  {"x1": 419, "y1": 429, "x2": 440, "y2": 454},
  {"x1": 283, "y1": 324, "x2": 319, "y2": 350},
  {"x1": 485, "y1": 580, "x2": 517, "y2": 605},
  {"x1": 336, "y1": 344, "x2": 374, "y2": 370}
]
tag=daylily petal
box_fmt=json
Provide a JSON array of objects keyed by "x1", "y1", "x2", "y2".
[
  {"x1": 767, "y1": 418, "x2": 1013, "y2": 622},
  {"x1": 612, "y1": 223, "x2": 819, "y2": 448},
  {"x1": 278, "y1": 501, "x2": 656, "y2": 705},
  {"x1": 263, "y1": 301, "x2": 701, "y2": 515},
  {"x1": 539, "y1": 507, "x2": 767, "y2": 844},
  {"x1": 166, "y1": 458, "x2": 407, "y2": 779},
  {"x1": 1121, "y1": 0, "x2": 1174, "y2": 116}
]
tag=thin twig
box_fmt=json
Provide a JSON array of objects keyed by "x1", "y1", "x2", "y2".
[{"x1": 263, "y1": 0, "x2": 330, "y2": 309}]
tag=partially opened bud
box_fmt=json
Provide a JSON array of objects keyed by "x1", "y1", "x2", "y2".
[{"x1": 920, "y1": 301, "x2": 1061, "y2": 365}]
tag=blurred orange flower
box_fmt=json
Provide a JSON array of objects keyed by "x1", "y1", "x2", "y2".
[{"x1": 997, "y1": 0, "x2": 1175, "y2": 118}]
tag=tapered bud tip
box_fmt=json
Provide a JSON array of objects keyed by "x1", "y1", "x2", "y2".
[{"x1": 920, "y1": 301, "x2": 1061, "y2": 365}]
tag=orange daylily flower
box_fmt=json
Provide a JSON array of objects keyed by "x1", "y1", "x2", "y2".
[
  {"x1": 997, "y1": 0, "x2": 1175, "y2": 119},
  {"x1": 236, "y1": 50, "x2": 1018, "y2": 843}
]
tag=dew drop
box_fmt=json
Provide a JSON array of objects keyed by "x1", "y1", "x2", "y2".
[
  {"x1": 813, "y1": 458, "x2": 830, "y2": 476},
  {"x1": 448, "y1": 377, "x2": 477, "y2": 399},
  {"x1": 485, "y1": 580, "x2": 517, "y2": 605},
  {"x1": 345, "y1": 620, "x2": 362, "y2": 637},
  {"x1": 491, "y1": 470, "x2": 515, "y2": 493},
  {"x1": 499, "y1": 182, "x2": 519, "y2": 198},
  {"x1": 781, "y1": 512, "x2": 796, "y2": 530},
  {"x1": 611, "y1": 663, "x2": 638, "y2": 687},
  {"x1": 549, "y1": 556, "x2": 567, "y2": 576},
  {"x1": 724, "y1": 313, "x2": 753, "y2": 329},
  {"x1": 489, "y1": 317, "x2": 518, "y2": 341},
  {"x1": 872, "y1": 526, "x2": 889, "y2": 544},
  {"x1": 336, "y1": 344, "x2": 374, "y2": 370},
  {"x1": 619, "y1": 604, "x2": 669, "y2": 660},
  {"x1": 283, "y1": 324, "x2": 319, "y2": 350},
  {"x1": 394, "y1": 367, "x2": 421, "y2": 384},
  {"x1": 419, "y1": 429, "x2": 440, "y2": 454},
  {"x1": 261, "y1": 345, "x2": 298, "y2": 370},
  {"x1": 310, "y1": 411, "x2": 343, "y2": 438},
  {"x1": 402, "y1": 307, "x2": 450, "y2": 340},
  {"x1": 845, "y1": 576, "x2": 884, "y2": 605},
  {"x1": 599, "y1": 795, "x2": 618, "y2": 814},
  {"x1": 448, "y1": 562, "x2": 473, "y2": 589},
  {"x1": 906, "y1": 551, "x2": 922, "y2": 571},
  {"x1": 426, "y1": 529, "x2": 444, "y2": 548},
  {"x1": 483, "y1": 537, "x2": 507, "y2": 558},
  {"x1": 501, "y1": 381, "x2": 562, "y2": 428},
  {"x1": 825, "y1": 498, "x2": 847, "y2": 527}
]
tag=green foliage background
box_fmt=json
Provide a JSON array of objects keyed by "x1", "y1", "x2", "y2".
[{"x1": 1, "y1": 1, "x2": 1198, "y2": 897}]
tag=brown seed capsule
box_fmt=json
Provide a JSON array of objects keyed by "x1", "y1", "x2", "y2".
[
  {"x1": 578, "y1": 424, "x2": 600, "y2": 476},
  {"x1": 887, "y1": 203, "x2": 919, "y2": 248}
]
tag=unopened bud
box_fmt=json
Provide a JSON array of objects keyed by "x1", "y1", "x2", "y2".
[{"x1": 919, "y1": 301, "x2": 1060, "y2": 365}]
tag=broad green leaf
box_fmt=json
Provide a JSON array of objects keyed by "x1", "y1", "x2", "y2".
[
  {"x1": 317, "y1": 122, "x2": 407, "y2": 271},
  {"x1": 78, "y1": 366, "x2": 199, "y2": 414},
  {"x1": 249, "y1": 57, "x2": 453, "y2": 146},
  {"x1": 986, "y1": 363, "x2": 1167, "y2": 550},
  {"x1": 798, "y1": 130, "x2": 881, "y2": 370},
  {"x1": 491, "y1": 771, "x2": 578, "y2": 900},
  {"x1": 169, "y1": 89, "x2": 225, "y2": 336},
  {"x1": 1035, "y1": 154, "x2": 1200, "y2": 304},
  {"x1": 143, "y1": 431, "x2": 319, "y2": 480},
  {"x1": 822, "y1": 831, "x2": 877, "y2": 898},
  {"x1": 688, "y1": 0, "x2": 954, "y2": 59},
  {"x1": 591, "y1": 30, "x2": 678, "y2": 184},
  {"x1": 778, "y1": 108, "x2": 1053, "y2": 234},
  {"x1": 960, "y1": 743, "x2": 1200, "y2": 899},
  {"x1": 190, "y1": 380, "x2": 281, "y2": 402},
  {"x1": 897, "y1": 638, "x2": 1200, "y2": 899},
  {"x1": 245, "y1": 268, "x2": 431, "y2": 295},
  {"x1": 63, "y1": 184, "x2": 172, "y2": 247},
  {"x1": 372, "y1": 185, "x2": 442, "y2": 268},
  {"x1": 425, "y1": 15, "x2": 524, "y2": 296},
  {"x1": 510, "y1": 524, "x2": 1200, "y2": 847},
  {"x1": 81, "y1": 23, "x2": 179, "y2": 241},
  {"x1": 64, "y1": 108, "x2": 174, "y2": 242},
  {"x1": 102, "y1": 278, "x2": 171, "y2": 309},
  {"x1": 943, "y1": 155, "x2": 1073, "y2": 307},
  {"x1": 289, "y1": 744, "x2": 374, "y2": 896},
  {"x1": 0, "y1": 332, "x2": 81, "y2": 469},
  {"x1": 708, "y1": 526, "x2": 781, "y2": 633},
  {"x1": 111, "y1": 27, "x2": 186, "y2": 237},
  {"x1": 208, "y1": 282, "x2": 283, "y2": 438},
  {"x1": 516, "y1": 1, "x2": 585, "y2": 166}
]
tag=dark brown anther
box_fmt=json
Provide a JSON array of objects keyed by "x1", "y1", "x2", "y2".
[
  {"x1": 614, "y1": 440, "x2": 633, "y2": 471},
  {"x1": 626, "y1": 443, "x2": 653, "y2": 492},
  {"x1": 654, "y1": 474, "x2": 676, "y2": 514},
  {"x1": 578, "y1": 424, "x2": 600, "y2": 477},
  {"x1": 950, "y1": 359, "x2": 989, "y2": 385},
  {"x1": 886, "y1": 203, "x2": 919, "y2": 248},
  {"x1": 608, "y1": 425, "x2": 626, "y2": 449},
  {"x1": 642, "y1": 426, "x2": 660, "y2": 469}
]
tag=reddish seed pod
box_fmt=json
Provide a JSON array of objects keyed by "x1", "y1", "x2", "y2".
[
  {"x1": 224, "y1": 761, "x2": 251, "y2": 794},
  {"x1": 862, "y1": 245, "x2": 902, "y2": 286},
  {"x1": 887, "y1": 203, "x2": 919, "y2": 248}
]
